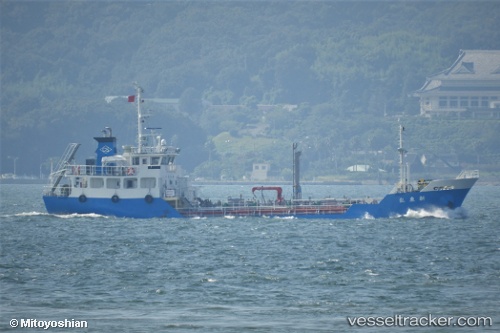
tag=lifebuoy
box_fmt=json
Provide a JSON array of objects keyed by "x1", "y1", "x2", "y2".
[
  {"x1": 127, "y1": 167, "x2": 135, "y2": 176},
  {"x1": 145, "y1": 194, "x2": 153, "y2": 204},
  {"x1": 111, "y1": 195, "x2": 120, "y2": 203},
  {"x1": 79, "y1": 194, "x2": 87, "y2": 203}
]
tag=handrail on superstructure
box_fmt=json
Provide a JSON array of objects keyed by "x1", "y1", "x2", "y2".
[{"x1": 49, "y1": 143, "x2": 80, "y2": 193}]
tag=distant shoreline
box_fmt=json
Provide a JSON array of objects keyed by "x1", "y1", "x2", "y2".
[{"x1": 0, "y1": 179, "x2": 46, "y2": 185}]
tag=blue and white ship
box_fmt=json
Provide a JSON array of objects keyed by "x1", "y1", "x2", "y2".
[{"x1": 43, "y1": 85, "x2": 478, "y2": 219}]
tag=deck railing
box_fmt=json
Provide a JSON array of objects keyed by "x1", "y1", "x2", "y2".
[
  {"x1": 65, "y1": 165, "x2": 140, "y2": 177},
  {"x1": 456, "y1": 170, "x2": 479, "y2": 179}
]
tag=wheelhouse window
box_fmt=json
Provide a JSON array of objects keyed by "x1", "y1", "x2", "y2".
[
  {"x1": 90, "y1": 178, "x2": 104, "y2": 188},
  {"x1": 151, "y1": 156, "x2": 160, "y2": 165},
  {"x1": 125, "y1": 178, "x2": 137, "y2": 189},
  {"x1": 141, "y1": 177, "x2": 156, "y2": 189},
  {"x1": 106, "y1": 178, "x2": 120, "y2": 189},
  {"x1": 132, "y1": 157, "x2": 140, "y2": 165}
]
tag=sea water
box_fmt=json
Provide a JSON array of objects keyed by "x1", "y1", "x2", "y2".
[{"x1": 0, "y1": 184, "x2": 498, "y2": 332}]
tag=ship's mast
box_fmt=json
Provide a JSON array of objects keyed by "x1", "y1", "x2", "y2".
[
  {"x1": 134, "y1": 83, "x2": 144, "y2": 153},
  {"x1": 398, "y1": 124, "x2": 407, "y2": 192},
  {"x1": 292, "y1": 142, "x2": 302, "y2": 200}
]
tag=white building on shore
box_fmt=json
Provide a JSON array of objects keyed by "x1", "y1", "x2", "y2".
[{"x1": 413, "y1": 50, "x2": 500, "y2": 118}]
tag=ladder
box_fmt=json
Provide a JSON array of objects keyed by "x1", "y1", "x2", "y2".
[{"x1": 50, "y1": 143, "x2": 81, "y2": 194}]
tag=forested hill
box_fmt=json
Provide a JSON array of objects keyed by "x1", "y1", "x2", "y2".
[{"x1": 1, "y1": 1, "x2": 500, "y2": 180}]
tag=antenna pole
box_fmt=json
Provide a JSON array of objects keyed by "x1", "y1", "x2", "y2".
[
  {"x1": 293, "y1": 143, "x2": 302, "y2": 200},
  {"x1": 398, "y1": 125, "x2": 407, "y2": 192},
  {"x1": 134, "y1": 83, "x2": 143, "y2": 153}
]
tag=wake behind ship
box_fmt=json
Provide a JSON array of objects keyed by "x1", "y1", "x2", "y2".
[{"x1": 43, "y1": 85, "x2": 478, "y2": 219}]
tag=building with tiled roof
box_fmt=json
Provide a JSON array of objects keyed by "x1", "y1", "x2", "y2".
[{"x1": 413, "y1": 50, "x2": 500, "y2": 118}]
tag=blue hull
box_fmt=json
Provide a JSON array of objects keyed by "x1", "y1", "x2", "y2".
[
  {"x1": 43, "y1": 196, "x2": 183, "y2": 218},
  {"x1": 43, "y1": 187, "x2": 471, "y2": 219},
  {"x1": 316, "y1": 187, "x2": 471, "y2": 219}
]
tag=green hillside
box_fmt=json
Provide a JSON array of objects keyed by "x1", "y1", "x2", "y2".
[{"x1": 1, "y1": 1, "x2": 499, "y2": 181}]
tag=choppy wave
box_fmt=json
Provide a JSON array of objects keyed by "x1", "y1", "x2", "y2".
[
  {"x1": 278, "y1": 215, "x2": 296, "y2": 220},
  {"x1": 1, "y1": 211, "x2": 49, "y2": 219},
  {"x1": 362, "y1": 212, "x2": 375, "y2": 219},
  {"x1": 364, "y1": 269, "x2": 379, "y2": 276},
  {"x1": 53, "y1": 212, "x2": 109, "y2": 219},
  {"x1": 403, "y1": 207, "x2": 468, "y2": 219},
  {"x1": 4, "y1": 211, "x2": 108, "y2": 219},
  {"x1": 13, "y1": 211, "x2": 48, "y2": 217}
]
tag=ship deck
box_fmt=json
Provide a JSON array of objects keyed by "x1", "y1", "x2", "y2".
[{"x1": 179, "y1": 203, "x2": 351, "y2": 218}]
